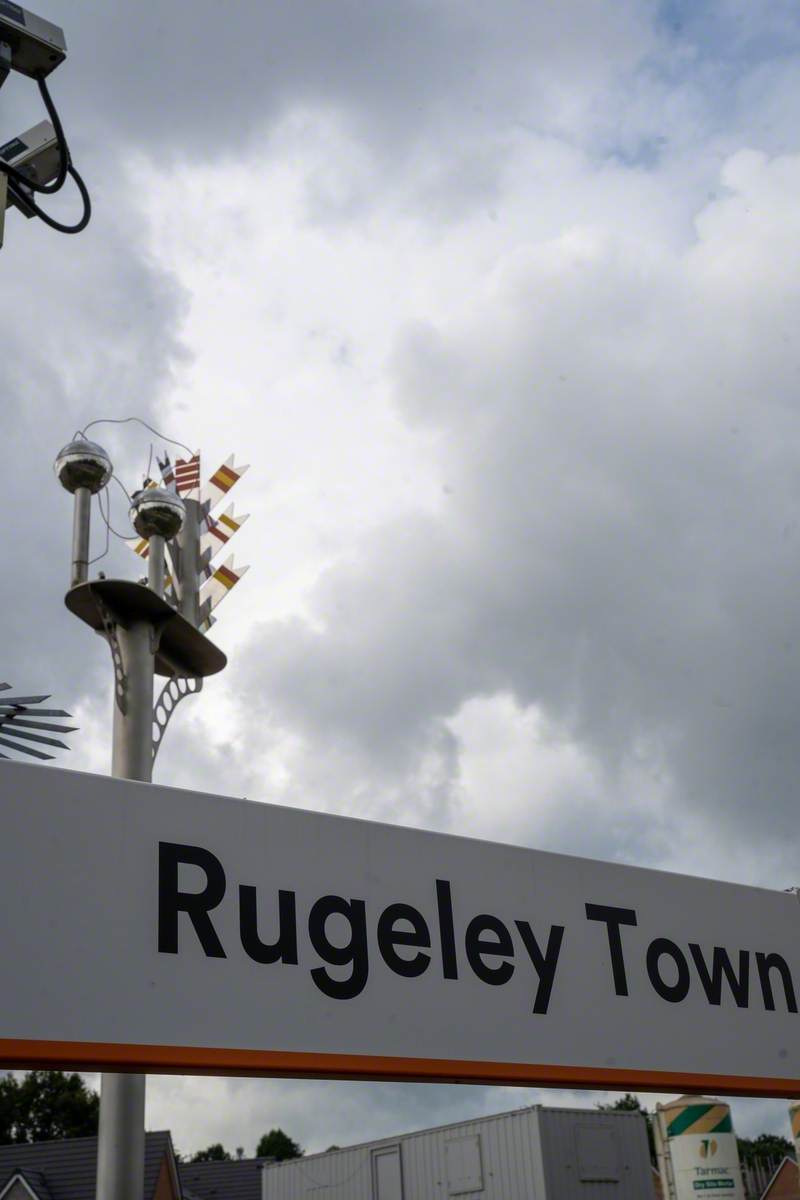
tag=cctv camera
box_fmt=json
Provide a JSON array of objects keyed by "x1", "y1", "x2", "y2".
[
  {"x1": 0, "y1": 4, "x2": 89, "y2": 240},
  {"x1": 0, "y1": 120, "x2": 60, "y2": 214},
  {"x1": 0, "y1": 3, "x2": 65, "y2": 81}
]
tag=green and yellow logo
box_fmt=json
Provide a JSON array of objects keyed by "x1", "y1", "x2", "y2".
[
  {"x1": 699, "y1": 1139, "x2": 718, "y2": 1159},
  {"x1": 667, "y1": 1104, "x2": 732, "y2": 1138}
]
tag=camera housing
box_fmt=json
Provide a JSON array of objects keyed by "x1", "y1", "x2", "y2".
[
  {"x1": 0, "y1": 2, "x2": 65, "y2": 79},
  {"x1": 0, "y1": 119, "x2": 59, "y2": 213}
]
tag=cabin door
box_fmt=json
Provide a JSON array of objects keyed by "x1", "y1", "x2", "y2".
[{"x1": 372, "y1": 1145, "x2": 403, "y2": 1200}]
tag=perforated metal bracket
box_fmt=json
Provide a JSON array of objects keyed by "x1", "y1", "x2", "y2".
[
  {"x1": 152, "y1": 674, "x2": 203, "y2": 763},
  {"x1": 96, "y1": 596, "x2": 128, "y2": 715},
  {"x1": 149, "y1": 621, "x2": 165, "y2": 657}
]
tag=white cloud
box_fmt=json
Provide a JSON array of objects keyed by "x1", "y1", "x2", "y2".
[
  {"x1": 7, "y1": 0, "x2": 800, "y2": 1157},
  {"x1": 131, "y1": 122, "x2": 800, "y2": 1147}
]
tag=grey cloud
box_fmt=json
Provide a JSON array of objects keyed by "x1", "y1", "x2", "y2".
[
  {"x1": 147, "y1": 1074, "x2": 611, "y2": 1162},
  {"x1": 1, "y1": 180, "x2": 190, "y2": 728},
  {"x1": 14, "y1": 0, "x2": 653, "y2": 163},
  {"x1": 236, "y1": 160, "x2": 800, "y2": 871},
  {"x1": 7, "y1": 0, "x2": 797, "y2": 246},
  {"x1": 147, "y1": 1073, "x2": 794, "y2": 1162}
]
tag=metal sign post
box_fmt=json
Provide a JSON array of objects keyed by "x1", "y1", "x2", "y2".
[
  {"x1": 53, "y1": 434, "x2": 246, "y2": 1200},
  {"x1": 96, "y1": 604, "x2": 153, "y2": 1200}
]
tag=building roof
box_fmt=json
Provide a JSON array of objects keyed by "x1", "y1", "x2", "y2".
[
  {"x1": 0, "y1": 1131, "x2": 175, "y2": 1200},
  {"x1": 761, "y1": 1155, "x2": 800, "y2": 1200},
  {"x1": 178, "y1": 1157, "x2": 270, "y2": 1200},
  {"x1": 0, "y1": 1168, "x2": 54, "y2": 1200}
]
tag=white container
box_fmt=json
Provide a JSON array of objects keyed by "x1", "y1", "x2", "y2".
[
  {"x1": 261, "y1": 1103, "x2": 654, "y2": 1199},
  {"x1": 655, "y1": 1096, "x2": 744, "y2": 1200}
]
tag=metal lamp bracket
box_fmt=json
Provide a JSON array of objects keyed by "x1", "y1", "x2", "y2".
[
  {"x1": 152, "y1": 674, "x2": 203, "y2": 763},
  {"x1": 96, "y1": 597, "x2": 172, "y2": 717},
  {"x1": 96, "y1": 597, "x2": 128, "y2": 716}
]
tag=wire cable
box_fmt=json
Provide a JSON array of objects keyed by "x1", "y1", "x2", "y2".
[
  {"x1": 96, "y1": 477, "x2": 136, "y2": 541},
  {"x1": 81, "y1": 416, "x2": 195, "y2": 458},
  {"x1": 110, "y1": 472, "x2": 133, "y2": 506},
  {"x1": 8, "y1": 162, "x2": 91, "y2": 234},
  {"x1": 32, "y1": 73, "x2": 69, "y2": 192},
  {"x1": 86, "y1": 491, "x2": 111, "y2": 566},
  {"x1": 293, "y1": 1154, "x2": 371, "y2": 1191}
]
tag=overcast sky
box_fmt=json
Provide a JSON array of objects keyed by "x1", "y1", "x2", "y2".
[{"x1": 4, "y1": 0, "x2": 800, "y2": 1159}]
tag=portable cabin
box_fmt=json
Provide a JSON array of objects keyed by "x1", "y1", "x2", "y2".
[{"x1": 261, "y1": 1103, "x2": 654, "y2": 1199}]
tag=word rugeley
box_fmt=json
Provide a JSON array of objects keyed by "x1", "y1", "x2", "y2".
[{"x1": 158, "y1": 843, "x2": 799, "y2": 1015}]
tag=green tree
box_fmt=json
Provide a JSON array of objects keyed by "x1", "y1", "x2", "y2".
[
  {"x1": 0, "y1": 1071, "x2": 99, "y2": 1144},
  {"x1": 597, "y1": 1094, "x2": 655, "y2": 1162},
  {"x1": 191, "y1": 1143, "x2": 232, "y2": 1162},
  {"x1": 0, "y1": 1076, "x2": 18, "y2": 1145},
  {"x1": 737, "y1": 1133, "x2": 793, "y2": 1165},
  {"x1": 597, "y1": 1094, "x2": 644, "y2": 1113},
  {"x1": 256, "y1": 1129, "x2": 303, "y2": 1161}
]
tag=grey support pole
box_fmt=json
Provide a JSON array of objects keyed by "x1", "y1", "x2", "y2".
[
  {"x1": 111, "y1": 622, "x2": 155, "y2": 783},
  {"x1": 177, "y1": 497, "x2": 201, "y2": 627},
  {"x1": 95, "y1": 485, "x2": 189, "y2": 1200},
  {"x1": 148, "y1": 534, "x2": 165, "y2": 599},
  {"x1": 96, "y1": 619, "x2": 154, "y2": 1200},
  {"x1": 95, "y1": 1073, "x2": 146, "y2": 1200},
  {"x1": 70, "y1": 485, "x2": 91, "y2": 588}
]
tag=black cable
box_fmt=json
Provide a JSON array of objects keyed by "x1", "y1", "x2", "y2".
[
  {"x1": 86, "y1": 491, "x2": 111, "y2": 566},
  {"x1": 32, "y1": 74, "x2": 70, "y2": 192},
  {"x1": 8, "y1": 162, "x2": 91, "y2": 234},
  {"x1": 97, "y1": 478, "x2": 136, "y2": 540},
  {"x1": 110, "y1": 472, "x2": 133, "y2": 506}
]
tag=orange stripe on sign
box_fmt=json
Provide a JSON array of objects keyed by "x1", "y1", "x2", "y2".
[{"x1": 0, "y1": 1040, "x2": 799, "y2": 1095}]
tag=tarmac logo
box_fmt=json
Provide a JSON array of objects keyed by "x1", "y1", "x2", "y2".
[{"x1": 700, "y1": 1140, "x2": 718, "y2": 1159}]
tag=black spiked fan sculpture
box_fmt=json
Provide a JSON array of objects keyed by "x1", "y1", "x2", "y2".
[{"x1": 0, "y1": 682, "x2": 76, "y2": 759}]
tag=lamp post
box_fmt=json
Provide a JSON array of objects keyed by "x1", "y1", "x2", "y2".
[
  {"x1": 54, "y1": 437, "x2": 112, "y2": 588},
  {"x1": 55, "y1": 437, "x2": 228, "y2": 1200}
]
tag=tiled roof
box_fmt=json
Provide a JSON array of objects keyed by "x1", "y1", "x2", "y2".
[
  {"x1": 761, "y1": 1155, "x2": 800, "y2": 1200},
  {"x1": 178, "y1": 1157, "x2": 270, "y2": 1200},
  {"x1": 0, "y1": 1167, "x2": 53, "y2": 1199},
  {"x1": 0, "y1": 1131, "x2": 174, "y2": 1200}
]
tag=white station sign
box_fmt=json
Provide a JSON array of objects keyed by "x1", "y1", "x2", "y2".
[{"x1": 1, "y1": 761, "x2": 799, "y2": 1095}]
